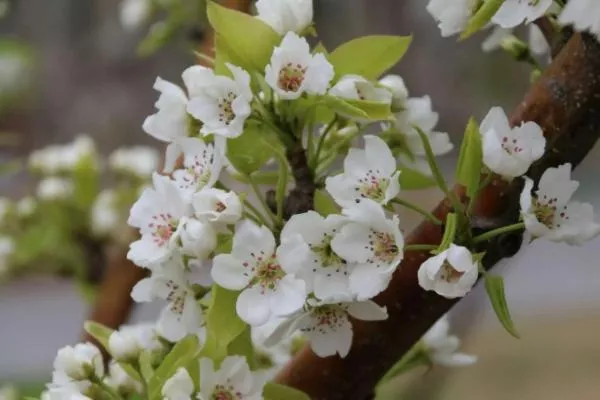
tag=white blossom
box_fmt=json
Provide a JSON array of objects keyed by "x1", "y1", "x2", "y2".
[
  {"x1": 108, "y1": 146, "x2": 159, "y2": 177},
  {"x1": 423, "y1": 316, "x2": 477, "y2": 367},
  {"x1": 212, "y1": 220, "x2": 307, "y2": 326},
  {"x1": 426, "y1": 0, "x2": 478, "y2": 37},
  {"x1": 29, "y1": 136, "x2": 96, "y2": 173},
  {"x1": 329, "y1": 74, "x2": 392, "y2": 104},
  {"x1": 108, "y1": 323, "x2": 163, "y2": 362},
  {"x1": 52, "y1": 343, "x2": 104, "y2": 385},
  {"x1": 36, "y1": 177, "x2": 74, "y2": 200},
  {"x1": 480, "y1": 107, "x2": 545, "y2": 179},
  {"x1": 256, "y1": 0, "x2": 313, "y2": 35},
  {"x1": 179, "y1": 217, "x2": 218, "y2": 260},
  {"x1": 251, "y1": 317, "x2": 303, "y2": 378},
  {"x1": 326, "y1": 135, "x2": 400, "y2": 209},
  {"x1": 127, "y1": 173, "x2": 191, "y2": 267},
  {"x1": 91, "y1": 189, "x2": 120, "y2": 237},
  {"x1": 482, "y1": 25, "x2": 550, "y2": 56},
  {"x1": 162, "y1": 367, "x2": 194, "y2": 400},
  {"x1": 142, "y1": 77, "x2": 189, "y2": 145},
  {"x1": 119, "y1": 0, "x2": 150, "y2": 30},
  {"x1": 559, "y1": 0, "x2": 600, "y2": 38},
  {"x1": 43, "y1": 386, "x2": 91, "y2": 400},
  {"x1": 492, "y1": 0, "x2": 553, "y2": 29},
  {"x1": 520, "y1": 163, "x2": 600, "y2": 245},
  {"x1": 105, "y1": 362, "x2": 143, "y2": 395},
  {"x1": 266, "y1": 298, "x2": 387, "y2": 358},
  {"x1": 331, "y1": 199, "x2": 404, "y2": 300},
  {"x1": 170, "y1": 137, "x2": 222, "y2": 197},
  {"x1": 417, "y1": 244, "x2": 479, "y2": 299},
  {"x1": 379, "y1": 74, "x2": 409, "y2": 110},
  {"x1": 198, "y1": 356, "x2": 265, "y2": 400},
  {"x1": 265, "y1": 32, "x2": 333, "y2": 100},
  {"x1": 192, "y1": 188, "x2": 242, "y2": 225},
  {"x1": 185, "y1": 63, "x2": 253, "y2": 139}
]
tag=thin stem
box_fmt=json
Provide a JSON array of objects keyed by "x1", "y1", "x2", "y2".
[
  {"x1": 404, "y1": 244, "x2": 438, "y2": 252},
  {"x1": 312, "y1": 117, "x2": 337, "y2": 169},
  {"x1": 472, "y1": 222, "x2": 525, "y2": 244},
  {"x1": 306, "y1": 109, "x2": 316, "y2": 163},
  {"x1": 248, "y1": 174, "x2": 278, "y2": 226},
  {"x1": 391, "y1": 198, "x2": 442, "y2": 225}
]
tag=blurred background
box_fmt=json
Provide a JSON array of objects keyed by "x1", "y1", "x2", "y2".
[{"x1": 1, "y1": 0, "x2": 600, "y2": 399}]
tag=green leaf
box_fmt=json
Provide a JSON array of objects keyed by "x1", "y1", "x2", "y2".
[
  {"x1": 437, "y1": 213, "x2": 457, "y2": 253},
  {"x1": 313, "y1": 189, "x2": 340, "y2": 217},
  {"x1": 398, "y1": 168, "x2": 436, "y2": 190},
  {"x1": 328, "y1": 35, "x2": 412, "y2": 80},
  {"x1": 455, "y1": 118, "x2": 482, "y2": 201},
  {"x1": 377, "y1": 342, "x2": 428, "y2": 389},
  {"x1": 263, "y1": 383, "x2": 311, "y2": 400},
  {"x1": 484, "y1": 274, "x2": 520, "y2": 338},
  {"x1": 226, "y1": 124, "x2": 277, "y2": 175},
  {"x1": 148, "y1": 335, "x2": 200, "y2": 400},
  {"x1": 207, "y1": 1, "x2": 280, "y2": 72},
  {"x1": 83, "y1": 321, "x2": 114, "y2": 351},
  {"x1": 324, "y1": 96, "x2": 391, "y2": 121},
  {"x1": 139, "y1": 350, "x2": 155, "y2": 383},
  {"x1": 227, "y1": 327, "x2": 256, "y2": 368},
  {"x1": 275, "y1": 159, "x2": 289, "y2": 221},
  {"x1": 199, "y1": 285, "x2": 247, "y2": 362},
  {"x1": 460, "y1": 0, "x2": 504, "y2": 40}
]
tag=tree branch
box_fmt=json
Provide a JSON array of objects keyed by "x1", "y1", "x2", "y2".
[{"x1": 275, "y1": 33, "x2": 600, "y2": 400}]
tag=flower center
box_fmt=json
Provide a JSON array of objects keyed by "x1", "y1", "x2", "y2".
[
  {"x1": 438, "y1": 262, "x2": 464, "y2": 283},
  {"x1": 215, "y1": 200, "x2": 226, "y2": 212},
  {"x1": 356, "y1": 170, "x2": 389, "y2": 203},
  {"x1": 148, "y1": 213, "x2": 178, "y2": 246},
  {"x1": 534, "y1": 193, "x2": 560, "y2": 228},
  {"x1": 217, "y1": 91, "x2": 237, "y2": 126},
  {"x1": 211, "y1": 384, "x2": 241, "y2": 400},
  {"x1": 244, "y1": 253, "x2": 285, "y2": 292},
  {"x1": 501, "y1": 136, "x2": 523, "y2": 155},
  {"x1": 178, "y1": 151, "x2": 213, "y2": 191},
  {"x1": 278, "y1": 63, "x2": 307, "y2": 92},
  {"x1": 310, "y1": 233, "x2": 346, "y2": 269},
  {"x1": 302, "y1": 305, "x2": 345, "y2": 333},
  {"x1": 366, "y1": 229, "x2": 399, "y2": 265}
]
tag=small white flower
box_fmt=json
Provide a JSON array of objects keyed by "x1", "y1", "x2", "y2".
[
  {"x1": 132, "y1": 256, "x2": 205, "y2": 341},
  {"x1": 212, "y1": 220, "x2": 307, "y2": 326},
  {"x1": 326, "y1": 135, "x2": 400, "y2": 209},
  {"x1": 16, "y1": 196, "x2": 35, "y2": 217},
  {"x1": 417, "y1": 244, "x2": 479, "y2": 299},
  {"x1": 36, "y1": 177, "x2": 73, "y2": 200},
  {"x1": 108, "y1": 323, "x2": 163, "y2": 362},
  {"x1": 379, "y1": 74, "x2": 409, "y2": 110},
  {"x1": 426, "y1": 0, "x2": 478, "y2": 37},
  {"x1": 331, "y1": 200, "x2": 404, "y2": 300},
  {"x1": 492, "y1": 0, "x2": 553, "y2": 29},
  {"x1": 480, "y1": 107, "x2": 545, "y2": 179},
  {"x1": 559, "y1": 0, "x2": 600, "y2": 38},
  {"x1": 179, "y1": 217, "x2": 218, "y2": 260},
  {"x1": 170, "y1": 137, "x2": 222, "y2": 198},
  {"x1": 329, "y1": 74, "x2": 392, "y2": 104},
  {"x1": 109, "y1": 146, "x2": 160, "y2": 178},
  {"x1": 198, "y1": 356, "x2": 265, "y2": 400},
  {"x1": 105, "y1": 362, "x2": 143, "y2": 395},
  {"x1": 482, "y1": 25, "x2": 549, "y2": 56},
  {"x1": 256, "y1": 0, "x2": 313, "y2": 35},
  {"x1": 43, "y1": 387, "x2": 92, "y2": 400},
  {"x1": 91, "y1": 190, "x2": 120, "y2": 237},
  {"x1": 266, "y1": 298, "x2": 387, "y2": 358},
  {"x1": 265, "y1": 32, "x2": 334, "y2": 100},
  {"x1": 52, "y1": 343, "x2": 104, "y2": 384},
  {"x1": 423, "y1": 316, "x2": 477, "y2": 367},
  {"x1": 28, "y1": 137, "x2": 96, "y2": 173},
  {"x1": 162, "y1": 367, "x2": 194, "y2": 400},
  {"x1": 520, "y1": 163, "x2": 600, "y2": 245},
  {"x1": 192, "y1": 188, "x2": 242, "y2": 225},
  {"x1": 280, "y1": 211, "x2": 353, "y2": 300},
  {"x1": 185, "y1": 63, "x2": 252, "y2": 139},
  {"x1": 127, "y1": 173, "x2": 191, "y2": 267},
  {"x1": 143, "y1": 77, "x2": 189, "y2": 144}
]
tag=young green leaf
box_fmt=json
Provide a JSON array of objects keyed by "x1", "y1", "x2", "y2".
[
  {"x1": 460, "y1": 0, "x2": 504, "y2": 40},
  {"x1": 83, "y1": 321, "x2": 114, "y2": 351},
  {"x1": 328, "y1": 35, "x2": 412, "y2": 80},
  {"x1": 263, "y1": 383, "x2": 311, "y2": 400},
  {"x1": 398, "y1": 168, "x2": 436, "y2": 190},
  {"x1": 324, "y1": 96, "x2": 391, "y2": 121},
  {"x1": 484, "y1": 274, "x2": 520, "y2": 338},
  {"x1": 455, "y1": 118, "x2": 483, "y2": 202},
  {"x1": 139, "y1": 350, "x2": 155, "y2": 383},
  {"x1": 227, "y1": 327, "x2": 256, "y2": 369},
  {"x1": 226, "y1": 124, "x2": 278, "y2": 175},
  {"x1": 207, "y1": 1, "x2": 281, "y2": 73},
  {"x1": 437, "y1": 213, "x2": 457, "y2": 253},
  {"x1": 313, "y1": 189, "x2": 340, "y2": 217}
]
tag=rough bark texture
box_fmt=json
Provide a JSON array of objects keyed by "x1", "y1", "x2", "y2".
[{"x1": 275, "y1": 33, "x2": 600, "y2": 400}]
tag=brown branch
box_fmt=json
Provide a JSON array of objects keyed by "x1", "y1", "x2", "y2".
[{"x1": 275, "y1": 32, "x2": 600, "y2": 400}]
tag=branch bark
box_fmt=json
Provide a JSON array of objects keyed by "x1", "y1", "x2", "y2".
[{"x1": 275, "y1": 32, "x2": 600, "y2": 400}]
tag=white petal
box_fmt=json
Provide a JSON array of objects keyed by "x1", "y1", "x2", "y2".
[
  {"x1": 211, "y1": 254, "x2": 251, "y2": 290},
  {"x1": 237, "y1": 287, "x2": 271, "y2": 326},
  {"x1": 270, "y1": 275, "x2": 307, "y2": 316},
  {"x1": 346, "y1": 300, "x2": 388, "y2": 321},
  {"x1": 349, "y1": 264, "x2": 392, "y2": 300}
]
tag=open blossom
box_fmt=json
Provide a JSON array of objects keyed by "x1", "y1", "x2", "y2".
[
  {"x1": 212, "y1": 221, "x2": 307, "y2": 326},
  {"x1": 256, "y1": 0, "x2": 313, "y2": 35},
  {"x1": 417, "y1": 244, "x2": 479, "y2": 299},
  {"x1": 482, "y1": 25, "x2": 550, "y2": 56},
  {"x1": 326, "y1": 135, "x2": 400, "y2": 209},
  {"x1": 379, "y1": 74, "x2": 409, "y2": 110},
  {"x1": 179, "y1": 217, "x2": 218, "y2": 260},
  {"x1": 105, "y1": 362, "x2": 143, "y2": 395},
  {"x1": 132, "y1": 256, "x2": 205, "y2": 341},
  {"x1": 280, "y1": 211, "x2": 353, "y2": 300},
  {"x1": 559, "y1": 0, "x2": 600, "y2": 38},
  {"x1": 492, "y1": 0, "x2": 553, "y2": 29},
  {"x1": 426, "y1": 0, "x2": 478, "y2": 37},
  {"x1": 192, "y1": 188, "x2": 242, "y2": 225},
  {"x1": 520, "y1": 163, "x2": 600, "y2": 245},
  {"x1": 266, "y1": 298, "x2": 387, "y2": 358},
  {"x1": 480, "y1": 107, "x2": 545, "y2": 179},
  {"x1": 52, "y1": 343, "x2": 104, "y2": 384},
  {"x1": 185, "y1": 63, "x2": 253, "y2": 139},
  {"x1": 108, "y1": 323, "x2": 163, "y2": 362},
  {"x1": 331, "y1": 199, "x2": 404, "y2": 300},
  {"x1": 329, "y1": 74, "x2": 393, "y2": 104},
  {"x1": 198, "y1": 356, "x2": 265, "y2": 400},
  {"x1": 143, "y1": 77, "x2": 190, "y2": 144},
  {"x1": 162, "y1": 368, "x2": 194, "y2": 400},
  {"x1": 127, "y1": 173, "x2": 191, "y2": 267},
  {"x1": 169, "y1": 137, "x2": 222, "y2": 197},
  {"x1": 423, "y1": 316, "x2": 477, "y2": 367},
  {"x1": 265, "y1": 32, "x2": 334, "y2": 100},
  {"x1": 108, "y1": 146, "x2": 159, "y2": 177}
]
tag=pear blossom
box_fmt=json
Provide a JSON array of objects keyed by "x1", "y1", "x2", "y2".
[
  {"x1": 52, "y1": 343, "x2": 104, "y2": 384},
  {"x1": 256, "y1": 0, "x2": 313, "y2": 35},
  {"x1": 480, "y1": 107, "x2": 545, "y2": 179},
  {"x1": 179, "y1": 217, "x2": 218, "y2": 260},
  {"x1": 559, "y1": 0, "x2": 600, "y2": 38},
  {"x1": 265, "y1": 298, "x2": 387, "y2": 358},
  {"x1": 265, "y1": 32, "x2": 334, "y2": 100},
  {"x1": 105, "y1": 362, "x2": 143, "y2": 395},
  {"x1": 251, "y1": 317, "x2": 304, "y2": 378},
  {"x1": 108, "y1": 323, "x2": 163, "y2": 362},
  {"x1": 192, "y1": 188, "x2": 242, "y2": 225},
  {"x1": 426, "y1": 0, "x2": 478, "y2": 37},
  {"x1": 108, "y1": 146, "x2": 159, "y2": 177},
  {"x1": 91, "y1": 189, "x2": 119, "y2": 237},
  {"x1": 127, "y1": 174, "x2": 191, "y2": 266},
  {"x1": 198, "y1": 356, "x2": 265, "y2": 400},
  {"x1": 212, "y1": 220, "x2": 307, "y2": 326},
  {"x1": 170, "y1": 137, "x2": 222, "y2": 197},
  {"x1": 162, "y1": 368, "x2": 194, "y2": 400},
  {"x1": 417, "y1": 244, "x2": 479, "y2": 299},
  {"x1": 185, "y1": 63, "x2": 252, "y2": 139},
  {"x1": 329, "y1": 74, "x2": 392, "y2": 105},
  {"x1": 331, "y1": 199, "x2": 404, "y2": 300},
  {"x1": 142, "y1": 77, "x2": 189, "y2": 144},
  {"x1": 43, "y1": 386, "x2": 92, "y2": 400},
  {"x1": 492, "y1": 0, "x2": 554, "y2": 29},
  {"x1": 325, "y1": 135, "x2": 400, "y2": 209},
  {"x1": 520, "y1": 163, "x2": 600, "y2": 245},
  {"x1": 36, "y1": 177, "x2": 74, "y2": 200},
  {"x1": 482, "y1": 25, "x2": 549, "y2": 56},
  {"x1": 423, "y1": 316, "x2": 477, "y2": 367},
  {"x1": 279, "y1": 211, "x2": 353, "y2": 300},
  {"x1": 379, "y1": 74, "x2": 409, "y2": 110}
]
